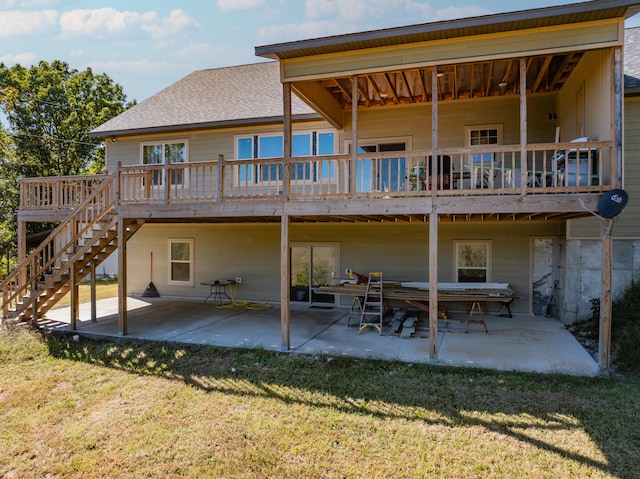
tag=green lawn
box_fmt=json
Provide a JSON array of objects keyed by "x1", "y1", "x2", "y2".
[
  {"x1": 1, "y1": 328, "x2": 639, "y2": 478},
  {"x1": 54, "y1": 278, "x2": 119, "y2": 308}
]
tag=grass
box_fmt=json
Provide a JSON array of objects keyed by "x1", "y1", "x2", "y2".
[
  {"x1": 1, "y1": 328, "x2": 639, "y2": 478},
  {"x1": 54, "y1": 277, "x2": 119, "y2": 308}
]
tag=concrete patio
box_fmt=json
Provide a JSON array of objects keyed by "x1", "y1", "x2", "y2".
[{"x1": 41, "y1": 296, "x2": 600, "y2": 376}]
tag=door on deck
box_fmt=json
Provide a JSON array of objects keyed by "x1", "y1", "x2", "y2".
[
  {"x1": 531, "y1": 238, "x2": 563, "y2": 317},
  {"x1": 290, "y1": 244, "x2": 338, "y2": 305}
]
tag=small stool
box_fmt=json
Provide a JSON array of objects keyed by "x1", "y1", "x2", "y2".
[{"x1": 465, "y1": 300, "x2": 488, "y2": 334}]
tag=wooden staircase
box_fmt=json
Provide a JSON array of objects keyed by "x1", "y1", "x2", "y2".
[{"x1": 1, "y1": 172, "x2": 141, "y2": 324}]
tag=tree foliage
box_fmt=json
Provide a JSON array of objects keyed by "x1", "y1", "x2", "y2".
[
  {"x1": 0, "y1": 60, "x2": 133, "y2": 177},
  {"x1": 0, "y1": 60, "x2": 133, "y2": 269}
]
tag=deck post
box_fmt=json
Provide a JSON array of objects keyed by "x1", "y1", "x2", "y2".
[
  {"x1": 519, "y1": 57, "x2": 528, "y2": 196},
  {"x1": 429, "y1": 212, "x2": 438, "y2": 361},
  {"x1": 350, "y1": 75, "x2": 358, "y2": 197},
  {"x1": 17, "y1": 220, "x2": 27, "y2": 288},
  {"x1": 280, "y1": 83, "x2": 292, "y2": 351},
  {"x1": 70, "y1": 263, "x2": 78, "y2": 330},
  {"x1": 217, "y1": 154, "x2": 224, "y2": 201},
  {"x1": 117, "y1": 216, "x2": 127, "y2": 335},
  {"x1": 614, "y1": 45, "x2": 623, "y2": 187},
  {"x1": 280, "y1": 213, "x2": 290, "y2": 351},
  {"x1": 598, "y1": 46, "x2": 623, "y2": 372},
  {"x1": 283, "y1": 82, "x2": 292, "y2": 200},
  {"x1": 431, "y1": 67, "x2": 438, "y2": 197},
  {"x1": 599, "y1": 218, "x2": 613, "y2": 371},
  {"x1": 90, "y1": 262, "x2": 97, "y2": 322}
]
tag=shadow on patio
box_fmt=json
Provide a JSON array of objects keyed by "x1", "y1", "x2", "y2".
[{"x1": 41, "y1": 296, "x2": 599, "y2": 376}]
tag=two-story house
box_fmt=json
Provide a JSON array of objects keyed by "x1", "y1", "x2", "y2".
[{"x1": 5, "y1": 0, "x2": 640, "y2": 372}]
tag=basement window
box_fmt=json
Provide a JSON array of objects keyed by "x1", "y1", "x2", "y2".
[
  {"x1": 454, "y1": 240, "x2": 491, "y2": 283},
  {"x1": 168, "y1": 239, "x2": 194, "y2": 286}
]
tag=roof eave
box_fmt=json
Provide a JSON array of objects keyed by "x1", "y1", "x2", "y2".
[
  {"x1": 256, "y1": 0, "x2": 640, "y2": 60},
  {"x1": 89, "y1": 113, "x2": 323, "y2": 138}
]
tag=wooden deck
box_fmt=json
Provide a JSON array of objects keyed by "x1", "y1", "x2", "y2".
[{"x1": 18, "y1": 141, "x2": 612, "y2": 223}]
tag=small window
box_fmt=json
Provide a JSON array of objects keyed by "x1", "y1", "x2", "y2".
[
  {"x1": 455, "y1": 241, "x2": 491, "y2": 282},
  {"x1": 168, "y1": 239, "x2": 194, "y2": 285}
]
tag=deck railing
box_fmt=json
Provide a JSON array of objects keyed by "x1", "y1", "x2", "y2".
[
  {"x1": 19, "y1": 141, "x2": 613, "y2": 209},
  {"x1": 20, "y1": 174, "x2": 108, "y2": 209}
]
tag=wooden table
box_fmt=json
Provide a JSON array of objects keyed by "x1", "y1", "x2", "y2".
[{"x1": 317, "y1": 283, "x2": 513, "y2": 333}]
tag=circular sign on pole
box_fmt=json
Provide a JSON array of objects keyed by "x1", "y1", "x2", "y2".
[{"x1": 597, "y1": 189, "x2": 629, "y2": 218}]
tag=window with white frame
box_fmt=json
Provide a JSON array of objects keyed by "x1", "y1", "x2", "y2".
[
  {"x1": 347, "y1": 139, "x2": 409, "y2": 192},
  {"x1": 454, "y1": 240, "x2": 491, "y2": 282},
  {"x1": 141, "y1": 140, "x2": 188, "y2": 187},
  {"x1": 235, "y1": 131, "x2": 335, "y2": 183},
  {"x1": 168, "y1": 238, "x2": 194, "y2": 285},
  {"x1": 465, "y1": 125, "x2": 502, "y2": 164}
]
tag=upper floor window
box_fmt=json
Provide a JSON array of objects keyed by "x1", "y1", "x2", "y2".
[
  {"x1": 465, "y1": 125, "x2": 502, "y2": 165},
  {"x1": 141, "y1": 140, "x2": 188, "y2": 187},
  {"x1": 347, "y1": 139, "x2": 409, "y2": 192},
  {"x1": 235, "y1": 131, "x2": 335, "y2": 183}
]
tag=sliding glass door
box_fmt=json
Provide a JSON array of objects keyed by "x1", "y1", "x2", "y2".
[{"x1": 290, "y1": 244, "x2": 338, "y2": 305}]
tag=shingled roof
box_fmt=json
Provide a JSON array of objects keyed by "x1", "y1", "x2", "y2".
[
  {"x1": 90, "y1": 61, "x2": 319, "y2": 137},
  {"x1": 625, "y1": 27, "x2": 640, "y2": 93}
]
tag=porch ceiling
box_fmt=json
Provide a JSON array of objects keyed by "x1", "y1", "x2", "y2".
[
  {"x1": 297, "y1": 52, "x2": 584, "y2": 109},
  {"x1": 139, "y1": 210, "x2": 592, "y2": 225}
]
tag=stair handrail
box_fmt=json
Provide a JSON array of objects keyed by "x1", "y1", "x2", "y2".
[{"x1": 1, "y1": 172, "x2": 117, "y2": 316}]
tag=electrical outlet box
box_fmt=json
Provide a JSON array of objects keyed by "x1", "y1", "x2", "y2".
[
  {"x1": 345, "y1": 268, "x2": 352, "y2": 275},
  {"x1": 235, "y1": 277, "x2": 242, "y2": 284}
]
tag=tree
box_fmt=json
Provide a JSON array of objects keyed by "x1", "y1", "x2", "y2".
[
  {"x1": 0, "y1": 60, "x2": 134, "y2": 271},
  {"x1": 0, "y1": 60, "x2": 133, "y2": 177}
]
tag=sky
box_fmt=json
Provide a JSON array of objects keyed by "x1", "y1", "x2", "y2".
[{"x1": 2, "y1": 0, "x2": 640, "y2": 103}]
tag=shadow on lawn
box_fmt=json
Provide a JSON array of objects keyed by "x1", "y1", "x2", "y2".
[{"x1": 44, "y1": 330, "x2": 639, "y2": 477}]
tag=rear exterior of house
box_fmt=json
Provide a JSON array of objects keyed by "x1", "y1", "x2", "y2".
[{"x1": 5, "y1": 0, "x2": 640, "y2": 372}]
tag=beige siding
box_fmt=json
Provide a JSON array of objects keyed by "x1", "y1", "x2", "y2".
[
  {"x1": 569, "y1": 96, "x2": 640, "y2": 238},
  {"x1": 282, "y1": 20, "x2": 622, "y2": 81},
  {"x1": 559, "y1": 48, "x2": 614, "y2": 143},
  {"x1": 339, "y1": 94, "x2": 557, "y2": 150},
  {"x1": 127, "y1": 221, "x2": 563, "y2": 314},
  {"x1": 105, "y1": 121, "x2": 334, "y2": 171}
]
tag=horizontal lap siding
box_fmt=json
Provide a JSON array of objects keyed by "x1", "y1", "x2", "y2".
[
  {"x1": 126, "y1": 221, "x2": 562, "y2": 314},
  {"x1": 569, "y1": 96, "x2": 640, "y2": 238},
  {"x1": 282, "y1": 20, "x2": 621, "y2": 81}
]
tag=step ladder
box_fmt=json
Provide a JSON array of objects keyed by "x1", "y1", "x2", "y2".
[{"x1": 359, "y1": 272, "x2": 384, "y2": 335}]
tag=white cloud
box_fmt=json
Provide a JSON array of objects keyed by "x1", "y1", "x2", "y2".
[
  {"x1": 59, "y1": 8, "x2": 157, "y2": 36},
  {"x1": 0, "y1": 52, "x2": 37, "y2": 65},
  {"x1": 59, "y1": 8, "x2": 199, "y2": 42},
  {"x1": 0, "y1": 9, "x2": 57, "y2": 37},
  {"x1": 217, "y1": 0, "x2": 265, "y2": 12},
  {"x1": 141, "y1": 9, "x2": 200, "y2": 40}
]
